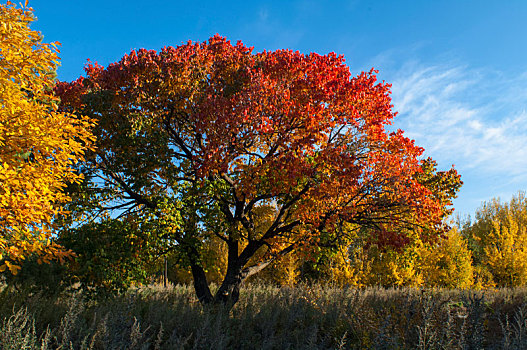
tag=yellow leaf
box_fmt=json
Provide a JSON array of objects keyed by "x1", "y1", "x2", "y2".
[
  {"x1": 4, "y1": 260, "x2": 21, "y2": 274},
  {"x1": 0, "y1": 2, "x2": 94, "y2": 270}
]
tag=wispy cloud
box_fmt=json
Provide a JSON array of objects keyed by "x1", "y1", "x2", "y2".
[
  {"x1": 390, "y1": 62, "x2": 527, "y2": 185},
  {"x1": 387, "y1": 61, "x2": 527, "y2": 214}
]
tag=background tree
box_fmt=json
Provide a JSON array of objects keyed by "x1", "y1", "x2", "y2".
[
  {"x1": 57, "y1": 36, "x2": 456, "y2": 307},
  {"x1": 420, "y1": 226, "x2": 474, "y2": 288},
  {"x1": 461, "y1": 192, "x2": 527, "y2": 287},
  {"x1": 0, "y1": 1, "x2": 94, "y2": 274}
]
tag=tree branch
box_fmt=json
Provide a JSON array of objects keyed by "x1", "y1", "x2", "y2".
[{"x1": 241, "y1": 244, "x2": 296, "y2": 279}]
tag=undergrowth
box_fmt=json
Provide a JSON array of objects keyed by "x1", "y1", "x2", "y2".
[{"x1": 1, "y1": 283, "x2": 527, "y2": 349}]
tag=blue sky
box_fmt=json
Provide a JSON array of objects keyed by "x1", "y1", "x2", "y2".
[{"x1": 28, "y1": 0, "x2": 527, "y2": 218}]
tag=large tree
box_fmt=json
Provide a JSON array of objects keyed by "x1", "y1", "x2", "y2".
[
  {"x1": 0, "y1": 1, "x2": 94, "y2": 274},
  {"x1": 57, "y1": 36, "x2": 455, "y2": 306}
]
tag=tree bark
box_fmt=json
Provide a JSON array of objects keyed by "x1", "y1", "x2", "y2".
[
  {"x1": 213, "y1": 239, "x2": 245, "y2": 306},
  {"x1": 213, "y1": 265, "x2": 245, "y2": 306},
  {"x1": 190, "y1": 262, "x2": 213, "y2": 304}
]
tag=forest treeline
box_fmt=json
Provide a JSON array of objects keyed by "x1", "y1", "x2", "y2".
[{"x1": 7, "y1": 191, "x2": 527, "y2": 293}]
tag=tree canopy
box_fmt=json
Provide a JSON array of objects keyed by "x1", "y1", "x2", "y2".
[{"x1": 57, "y1": 35, "x2": 457, "y2": 306}]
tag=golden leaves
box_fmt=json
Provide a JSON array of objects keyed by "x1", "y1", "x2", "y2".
[{"x1": 0, "y1": 2, "x2": 95, "y2": 274}]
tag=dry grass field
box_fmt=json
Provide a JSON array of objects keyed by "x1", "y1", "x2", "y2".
[{"x1": 1, "y1": 283, "x2": 527, "y2": 349}]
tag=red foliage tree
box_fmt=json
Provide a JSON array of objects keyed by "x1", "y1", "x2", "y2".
[{"x1": 57, "y1": 35, "x2": 454, "y2": 306}]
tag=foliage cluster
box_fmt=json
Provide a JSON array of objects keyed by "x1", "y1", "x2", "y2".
[
  {"x1": 250, "y1": 191, "x2": 527, "y2": 290},
  {"x1": 0, "y1": 1, "x2": 94, "y2": 274},
  {"x1": 462, "y1": 192, "x2": 527, "y2": 287}
]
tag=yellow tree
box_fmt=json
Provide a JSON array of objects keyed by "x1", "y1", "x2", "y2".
[
  {"x1": 344, "y1": 229, "x2": 426, "y2": 287},
  {"x1": 0, "y1": 1, "x2": 94, "y2": 274},
  {"x1": 421, "y1": 227, "x2": 474, "y2": 288},
  {"x1": 483, "y1": 213, "x2": 527, "y2": 286},
  {"x1": 463, "y1": 192, "x2": 527, "y2": 287}
]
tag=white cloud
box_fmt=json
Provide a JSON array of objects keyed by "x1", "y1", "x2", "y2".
[{"x1": 390, "y1": 62, "x2": 527, "y2": 181}]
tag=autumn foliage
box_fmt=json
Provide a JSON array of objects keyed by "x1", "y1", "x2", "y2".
[
  {"x1": 5, "y1": 2, "x2": 527, "y2": 323},
  {"x1": 54, "y1": 35, "x2": 460, "y2": 305},
  {"x1": 462, "y1": 192, "x2": 527, "y2": 287},
  {"x1": 0, "y1": 2, "x2": 94, "y2": 274}
]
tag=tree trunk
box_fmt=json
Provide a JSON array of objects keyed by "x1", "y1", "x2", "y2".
[
  {"x1": 163, "y1": 257, "x2": 168, "y2": 288},
  {"x1": 212, "y1": 240, "x2": 274, "y2": 307},
  {"x1": 212, "y1": 260, "x2": 274, "y2": 307},
  {"x1": 189, "y1": 238, "x2": 293, "y2": 309},
  {"x1": 212, "y1": 239, "x2": 244, "y2": 306},
  {"x1": 213, "y1": 265, "x2": 245, "y2": 306},
  {"x1": 190, "y1": 262, "x2": 213, "y2": 304}
]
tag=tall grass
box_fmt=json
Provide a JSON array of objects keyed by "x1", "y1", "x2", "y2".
[{"x1": 1, "y1": 283, "x2": 527, "y2": 349}]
